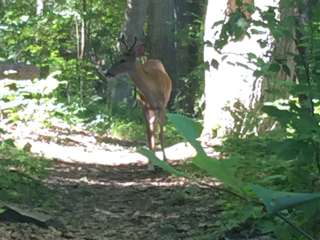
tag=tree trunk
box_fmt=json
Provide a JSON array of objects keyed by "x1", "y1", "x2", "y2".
[
  {"x1": 36, "y1": 0, "x2": 44, "y2": 15},
  {"x1": 123, "y1": 0, "x2": 148, "y2": 44},
  {"x1": 263, "y1": 0, "x2": 296, "y2": 103},
  {"x1": 110, "y1": 0, "x2": 149, "y2": 104},
  {"x1": 147, "y1": 0, "x2": 176, "y2": 107},
  {"x1": 36, "y1": 0, "x2": 49, "y2": 78},
  {"x1": 202, "y1": 0, "x2": 279, "y2": 143}
]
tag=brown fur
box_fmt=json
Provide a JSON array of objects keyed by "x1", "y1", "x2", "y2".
[{"x1": 107, "y1": 40, "x2": 172, "y2": 166}]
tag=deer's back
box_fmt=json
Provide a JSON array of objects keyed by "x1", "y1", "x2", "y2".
[{"x1": 141, "y1": 59, "x2": 172, "y2": 107}]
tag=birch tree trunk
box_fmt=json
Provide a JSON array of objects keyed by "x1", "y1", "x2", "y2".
[
  {"x1": 36, "y1": 0, "x2": 44, "y2": 15},
  {"x1": 202, "y1": 0, "x2": 279, "y2": 143}
]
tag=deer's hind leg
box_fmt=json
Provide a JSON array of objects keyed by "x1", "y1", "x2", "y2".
[
  {"x1": 143, "y1": 107, "x2": 156, "y2": 151},
  {"x1": 142, "y1": 107, "x2": 157, "y2": 170}
]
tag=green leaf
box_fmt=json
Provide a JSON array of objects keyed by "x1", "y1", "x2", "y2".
[
  {"x1": 268, "y1": 63, "x2": 281, "y2": 73},
  {"x1": 262, "y1": 105, "x2": 295, "y2": 126},
  {"x1": 251, "y1": 184, "x2": 320, "y2": 214},
  {"x1": 193, "y1": 155, "x2": 243, "y2": 190},
  {"x1": 167, "y1": 113, "x2": 243, "y2": 191},
  {"x1": 268, "y1": 139, "x2": 301, "y2": 160},
  {"x1": 281, "y1": 64, "x2": 291, "y2": 77},
  {"x1": 167, "y1": 113, "x2": 205, "y2": 156},
  {"x1": 211, "y1": 58, "x2": 219, "y2": 69},
  {"x1": 138, "y1": 148, "x2": 186, "y2": 177}
]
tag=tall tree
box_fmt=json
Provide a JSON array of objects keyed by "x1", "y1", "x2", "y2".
[
  {"x1": 201, "y1": 0, "x2": 279, "y2": 143},
  {"x1": 123, "y1": 0, "x2": 148, "y2": 43},
  {"x1": 110, "y1": 0, "x2": 149, "y2": 103},
  {"x1": 36, "y1": 0, "x2": 44, "y2": 15},
  {"x1": 147, "y1": 0, "x2": 176, "y2": 106}
]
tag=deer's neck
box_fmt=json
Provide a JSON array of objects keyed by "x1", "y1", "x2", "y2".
[
  {"x1": 128, "y1": 62, "x2": 157, "y2": 107},
  {"x1": 128, "y1": 63, "x2": 149, "y2": 93}
]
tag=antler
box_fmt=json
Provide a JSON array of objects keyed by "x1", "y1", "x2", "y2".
[
  {"x1": 128, "y1": 36, "x2": 137, "y2": 52},
  {"x1": 119, "y1": 35, "x2": 137, "y2": 52},
  {"x1": 119, "y1": 35, "x2": 129, "y2": 50}
]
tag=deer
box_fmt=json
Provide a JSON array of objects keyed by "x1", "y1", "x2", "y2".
[{"x1": 105, "y1": 36, "x2": 172, "y2": 170}]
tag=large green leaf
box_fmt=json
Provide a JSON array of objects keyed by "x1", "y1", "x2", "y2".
[
  {"x1": 193, "y1": 155, "x2": 243, "y2": 190},
  {"x1": 268, "y1": 139, "x2": 302, "y2": 160},
  {"x1": 167, "y1": 113, "x2": 243, "y2": 190},
  {"x1": 167, "y1": 113, "x2": 205, "y2": 156},
  {"x1": 262, "y1": 105, "x2": 296, "y2": 126},
  {"x1": 251, "y1": 184, "x2": 320, "y2": 214},
  {"x1": 138, "y1": 148, "x2": 186, "y2": 177}
]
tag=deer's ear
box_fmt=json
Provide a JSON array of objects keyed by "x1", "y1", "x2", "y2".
[{"x1": 134, "y1": 43, "x2": 145, "y2": 57}]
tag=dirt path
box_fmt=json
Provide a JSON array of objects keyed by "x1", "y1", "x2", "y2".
[
  {"x1": 0, "y1": 161, "x2": 220, "y2": 240},
  {"x1": 0, "y1": 123, "x2": 222, "y2": 240}
]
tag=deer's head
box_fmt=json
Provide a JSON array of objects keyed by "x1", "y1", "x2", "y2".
[{"x1": 105, "y1": 36, "x2": 144, "y2": 77}]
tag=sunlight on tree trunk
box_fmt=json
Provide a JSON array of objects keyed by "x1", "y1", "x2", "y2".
[
  {"x1": 74, "y1": 8, "x2": 86, "y2": 106},
  {"x1": 202, "y1": 0, "x2": 279, "y2": 143},
  {"x1": 36, "y1": 0, "x2": 44, "y2": 15}
]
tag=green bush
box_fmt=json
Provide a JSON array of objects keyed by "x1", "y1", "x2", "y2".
[{"x1": 0, "y1": 139, "x2": 51, "y2": 204}]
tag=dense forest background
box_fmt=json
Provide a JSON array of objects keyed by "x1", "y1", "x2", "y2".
[{"x1": 1, "y1": 0, "x2": 320, "y2": 239}]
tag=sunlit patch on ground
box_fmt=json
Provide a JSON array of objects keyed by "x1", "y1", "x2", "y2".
[
  {"x1": 0, "y1": 121, "x2": 226, "y2": 240},
  {"x1": 1, "y1": 120, "x2": 197, "y2": 167}
]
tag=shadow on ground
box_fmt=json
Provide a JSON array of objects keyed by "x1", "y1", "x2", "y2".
[
  {"x1": 1, "y1": 161, "x2": 221, "y2": 240},
  {"x1": 0, "y1": 122, "x2": 222, "y2": 240}
]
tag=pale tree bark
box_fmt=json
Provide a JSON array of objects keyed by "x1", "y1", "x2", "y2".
[
  {"x1": 36, "y1": 0, "x2": 44, "y2": 15},
  {"x1": 202, "y1": 0, "x2": 279, "y2": 143},
  {"x1": 75, "y1": 11, "x2": 86, "y2": 105},
  {"x1": 110, "y1": 0, "x2": 149, "y2": 103},
  {"x1": 147, "y1": 0, "x2": 176, "y2": 106}
]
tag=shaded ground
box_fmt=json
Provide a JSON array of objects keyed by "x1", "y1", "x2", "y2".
[
  {"x1": 0, "y1": 122, "x2": 275, "y2": 240},
  {"x1": 0, "y1": 162, "x2": 222, "y2": 240},
  {"x1": 0, "y1": 122, "x2": 224, "y2": 240}
]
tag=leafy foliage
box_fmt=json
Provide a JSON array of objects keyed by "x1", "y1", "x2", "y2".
[
  {"x1": 0, "y1": 73, "x2": 64, "y2": 125},
  {"x1": 140, "y1": 113, "x2": 320, "y2": 239},
  {"x1": 0, "y1": 140, "x2": 51, "y2": 205},
  {"x1": 0, "y1": 0, "x2": 126, "y2": 108}
]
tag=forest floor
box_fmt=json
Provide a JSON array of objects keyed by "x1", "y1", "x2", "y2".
[{"x1": 0, "y1": 122, "x2": 268, "y2": 240}]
